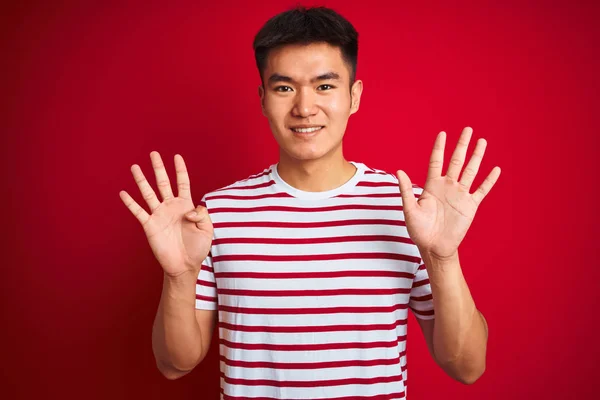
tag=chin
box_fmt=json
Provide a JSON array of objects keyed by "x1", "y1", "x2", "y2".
[
  {"x1": 281, "y1": 145, "x2": 336, "y2": 162},
  {"x1": 285, "y1": 151, "x2": 324, "y2": 162}
]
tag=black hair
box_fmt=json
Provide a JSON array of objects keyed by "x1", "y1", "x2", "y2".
[{"x1": 253, "y1": 6, "x2": 359, "y2": 86}]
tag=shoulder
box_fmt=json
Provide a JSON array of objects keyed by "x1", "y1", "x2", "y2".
[
  {"x1": 198, "y1": 164, "x2": 275, "y2": 207},
  {"x1": 358, "y1": 162, "x2": 424, "y2": 195}
]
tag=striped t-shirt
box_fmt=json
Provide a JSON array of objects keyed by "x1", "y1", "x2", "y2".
[{"x1": 195, "y1": 161, "x2": 435, "y2": 400}]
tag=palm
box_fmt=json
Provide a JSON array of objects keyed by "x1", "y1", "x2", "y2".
[
  {"x1": 120, "y1": 152, "x2": 213, "y2": 277},
  {"x1": 143, "y1": 197, "x2": 213, "y2": 276},
  {"x1": 397, "y1": 127, "x2": 501, "y2": 260}
]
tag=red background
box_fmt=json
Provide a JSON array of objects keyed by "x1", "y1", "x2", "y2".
[{"x1": 2, "y1": 0, "x2": 599, "y2": 398}]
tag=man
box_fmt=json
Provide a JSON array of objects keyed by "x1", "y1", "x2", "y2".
[{"x1": 119, "y1": 6, "x2": 500, "y2": 399}]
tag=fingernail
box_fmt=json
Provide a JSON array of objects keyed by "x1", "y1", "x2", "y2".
[{"x1": 186, "y1": 211, "x2": 197, "y2": 217}]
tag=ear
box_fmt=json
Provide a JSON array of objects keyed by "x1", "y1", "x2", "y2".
[
  {"x1": 350, "y1": 79, "x2": 363, "y2": 115},
  {"x1": 258, "y1": 85, "x2": 266, "y2": 116}
]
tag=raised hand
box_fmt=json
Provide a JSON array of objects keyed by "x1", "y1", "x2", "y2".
[
  {"x1": 396, "y1": 127, "x2": 501, "y2": 260},
  {"x1": 119, "y1": 152, "x2": 213, "y2": 277}
]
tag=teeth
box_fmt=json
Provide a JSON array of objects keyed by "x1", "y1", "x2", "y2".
[{"x1": 292, "y1": 127, "x2": 322, "y2": 133}]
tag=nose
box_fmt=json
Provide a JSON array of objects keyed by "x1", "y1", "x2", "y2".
[{"x1": 291, "y1": 88, "x2": 318, "y2": 118}]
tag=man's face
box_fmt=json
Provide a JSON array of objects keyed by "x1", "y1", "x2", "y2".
[{"x1": 259, "y1": 42, "x2": 363, "y2": 163}]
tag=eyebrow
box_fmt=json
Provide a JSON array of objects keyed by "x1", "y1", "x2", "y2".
[{"x1": 267, "y1": 72, "x2": 341, "y2": 85}]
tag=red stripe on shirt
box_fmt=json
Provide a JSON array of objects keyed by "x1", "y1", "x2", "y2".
[
  {"x1": 212, "y1": 235, "x2": 415, "y2": 246},
  {"x1": 218, "y1": 318, "x2": 407, "y2": 333},
  {"x1": 357, "y1": 182, "x2": 399, "y2": 188},
  {"x1": 410, "y1": 294, "x2": 433, "y2": 302},
  {"x1": 219, "y1": 337, "x2": 406, "y2": 351},
  {"x1": 214, "y1": 270, "x2": 415, "y2": 279},
  {"x1": 212, "y1": 253, "x2": 420, "y2": 263},
  {"x1": 364, "y1": 170, "x2": 389, "y2": 176},
  {"x1": 219, "y1": 355, "x2": 404, "y2": 370},
  {"x1": 212, "y1": 219, "x2": 406, "y2": 229},
  {"x1": 206, "y1": 192, "x2": 292, "y2": 201},
  {"x1": 245, "y1": 170, "x2": 272, "y2": 180},
  {"x1": 216, "y1": 180, "x2": 277, "y2": 191},
  {"x1": 221, "y1": 391, "x2": 406, "y2": 400},
  {"x1": 221, "y1": 372, "x2": 404, "y2": 387},
  {"x1": 218, "y1": 303, "x2": 409, "y2": 315},
  {"x1": 216, "y1": 288, "x2": 412, "y2": 297},
  {"x1": 336, "y1": 193, "x2": 402, "y2": 198},
  {"x1": 410, "y1": 307, "x2": 434, "y2": 316},
  {"x1": 196, "y1": 294, "x2": 217, "y2": 303},
  {"x1": 209, "y1": 204, "x2": 403, "y2": 214},
  {"x1": 411, "y1": 279, "x2": 430, "y2": 288}
]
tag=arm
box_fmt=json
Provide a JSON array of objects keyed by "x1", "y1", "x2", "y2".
[
  {"x1": 152, "y1": 270, "x2": 218, "y2": 380},
  {"x1": 119, "y1": 152, "x2": 218, "y2": 380},
  {"x1": 396, "y1": 127, "x2": 500, "y2": 385},
  {"x1": 416, "y1": 252, "x2": 487, "y2": 384}
]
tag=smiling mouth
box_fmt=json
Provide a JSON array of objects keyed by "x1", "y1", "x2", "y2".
[{"x1": 290, "y1": 126, "x2": 324, "y2": 133}]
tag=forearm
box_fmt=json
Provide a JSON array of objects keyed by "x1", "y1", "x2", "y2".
[
  {"x1": 152, "y1": 270, "x2": 204, "y2": 377},
  {"x1": 421, "y1": 251, "x2": 488, "y2": 384}
]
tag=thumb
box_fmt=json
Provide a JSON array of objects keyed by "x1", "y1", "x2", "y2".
[
  {"x1": 396, "y1": 170, "x2": 417, "y2": 213},
  {"x1": 185, "y1": 206, "x2": 211, "y2": 229}
]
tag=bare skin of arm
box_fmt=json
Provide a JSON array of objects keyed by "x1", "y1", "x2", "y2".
[
  {"x1": 152, "y1": 271, "x2": 218, "y2": 379},
  {"x1": 415, "y1": 255, "x2": 488, "y2": 384},
  {"x1": 397, "y1": 127, "x2": 500, "y2": 384},
  {"x1": 120, "y1": 152, "x2": 217, "y2": 379}
]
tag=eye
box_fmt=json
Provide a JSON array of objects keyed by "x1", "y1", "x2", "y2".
[
  {"x1": 275, "y1": 86, "x2": 293, "y2": 92},
  {"x1": 318, "y1": 84, "x2": 335, "y2": 91}
]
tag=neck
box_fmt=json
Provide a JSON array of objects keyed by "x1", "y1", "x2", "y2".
[{"x1": 276, "y1": 147, "x2": 357, "y2": 192}]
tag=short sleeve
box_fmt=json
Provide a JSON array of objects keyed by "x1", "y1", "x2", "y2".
[
  {"x1": 195, "y1": 254, "x2": 217, "y2": 310},
  {"x1": 409, "y1": 262, "x2": 435, "y2": 320},
  {"x1": 195, "y1": 194, "x2": 217, "y2": 310}
]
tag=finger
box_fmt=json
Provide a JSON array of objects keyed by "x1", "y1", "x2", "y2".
[
  {"x1": 119, "y1": 190, "x2": 150, "y2": 225},
  {"x1": 150, "y1": 151, "x2": 175, "y2": 201},
  {"x1": 396, "y1": 170, "x2": 418, "y2": 214},
  {"x1": 471, "y1": 166, "x2": 501, "y2": 206},
  {"x1": 459, "y1": 138, "x2": 487, "y2": 190},
  {"x1": 174, "y1": 154, "x2": 192, "y2": 200},
  {"x1": 131, "y1": 164, "x2": 161, "y2": 212},
  {"x1": 446, "y1": 127, "x2": 473, "y2": 181},
  {"x1": 427, "y1": 131, "x2": 446, "y2": 182},
  {"x1": 185, "y1": 205, "x2": 211, "y2": 229}
]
